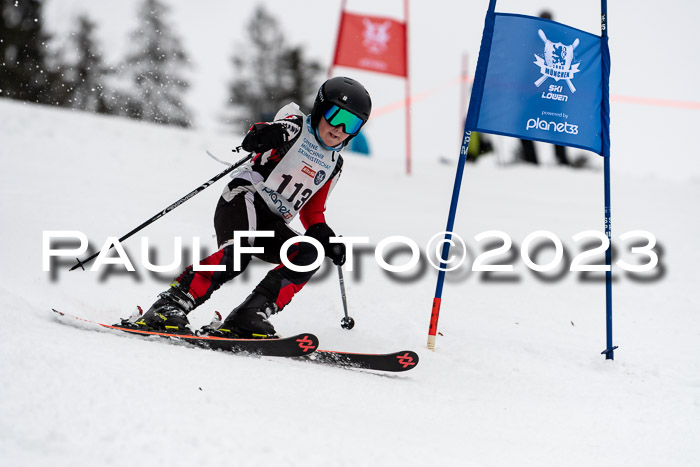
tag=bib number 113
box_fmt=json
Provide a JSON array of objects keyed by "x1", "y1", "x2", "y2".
[{"x1": 276, "y1": 173, "x2": 313, "y2": 210}]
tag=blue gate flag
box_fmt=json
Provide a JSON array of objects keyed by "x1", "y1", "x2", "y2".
[
  {"x1": 429, "y1": 0, "x2": 615, "y2": 360},
  {"x1": 468, "y1": 13, "x2": 604, "y2": 155}
]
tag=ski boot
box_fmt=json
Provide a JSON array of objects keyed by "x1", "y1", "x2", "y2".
[
  {"x1": 206, "y1": 293, "x2": 279, "y2": 339},
  {"x1": 130, "y1": 288, "x2": 194, "y2": 335}
]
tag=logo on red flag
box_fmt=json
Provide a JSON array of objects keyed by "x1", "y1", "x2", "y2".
[
  {"x1": 362, "y1": 18, "x2": 392, "y2": 54},
  {"x1": 333, "y1": 12, "x2": 407, "y2": 77}
]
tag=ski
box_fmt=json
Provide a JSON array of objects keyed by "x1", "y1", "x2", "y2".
[
  {"x1": 52, "y1": 309, "x2": 318, "y2": 357},
  {"x1": 309, "y1": 349, "x2": 419, "y2": 372},
  {"x1": 52, "y1": 309, "x2": 419, "y2": 372}
]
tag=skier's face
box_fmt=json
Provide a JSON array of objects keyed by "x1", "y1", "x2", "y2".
[{"x1": 318, "y1": 116, "x2": 350, "y2": 147}]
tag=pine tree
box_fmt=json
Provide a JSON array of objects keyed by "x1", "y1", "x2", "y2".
[
  {"x1": 280, "y1": 45, "x2": 323, "y2": 107},
  {"x1": 0, "y1": 0, "x2": 61, "y2": 104},
  {"x1": 122, "y1": 0, "x2": 192, "y2": 127},
  {"x1": 61, "y1": 14, "x2": 114, "y2": 114},
  {"x1": 227, "y1": 6, "x2": 322, "y2": 132}
]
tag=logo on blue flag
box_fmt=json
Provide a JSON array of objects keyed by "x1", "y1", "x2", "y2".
[{"x1": 534, "y1": 30, "x2": 580, "y2": 92}]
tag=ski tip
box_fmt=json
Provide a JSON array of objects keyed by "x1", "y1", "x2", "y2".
[
  {"x1": 293, "y1": 333, "x2": 319, "y2": 354},
  {"x1": 394, "y1": 350, "x2": 419, "y2": 371},
  {"x1": 310, "y1": 348, "x2": 420, "y2": 372}
]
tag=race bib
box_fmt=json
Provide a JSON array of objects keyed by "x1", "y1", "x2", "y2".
[{"x1": 256, "y1": 125, "x2": 339, "y2": 222}]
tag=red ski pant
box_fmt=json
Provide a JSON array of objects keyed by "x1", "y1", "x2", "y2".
[{"x1": 170, "y1": 188, "x2": 321, "y2": 312}]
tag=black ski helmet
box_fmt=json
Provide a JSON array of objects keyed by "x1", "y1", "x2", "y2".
[{"x1": 311, "y1": 76, "x2": 372, "y2": 140}]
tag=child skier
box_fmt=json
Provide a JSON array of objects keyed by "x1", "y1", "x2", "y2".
[{"x1": 129, "y1": 76, "x2": 372, "y2": 338}]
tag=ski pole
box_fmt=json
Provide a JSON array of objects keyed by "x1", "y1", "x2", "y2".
[
  {"x1": 70, "y1": 151, "x2": 253, "y2": 271},
  {"x1": 336, "y1": 263, "x2": 354, "y2": 330}
]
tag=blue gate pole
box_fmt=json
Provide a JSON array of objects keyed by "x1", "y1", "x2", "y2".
[
  {"x1": 427, "y1": 0, "x2": 497, "y2": 350},
  {"x1": 603, "y1": 158, "x2": 616, "y2": 359},
  {"x1": 601, "y1": 0, "x2": 617, "y2": 360},
  {"x1": 427, "y1": 130, "x2": 471, "y2": 350}
]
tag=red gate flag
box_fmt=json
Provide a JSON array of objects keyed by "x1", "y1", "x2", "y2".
[{"x1": 333, "y1": 12, "x2": 407, "y2": 77}]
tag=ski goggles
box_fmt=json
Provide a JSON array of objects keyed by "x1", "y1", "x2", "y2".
[{"x1": 323, "y1": 105, "x2": 365, "y2": 135}]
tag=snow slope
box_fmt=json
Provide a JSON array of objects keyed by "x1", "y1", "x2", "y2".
[{"x1": 1, "y1": 99, "x2": 699, "y2": 466}]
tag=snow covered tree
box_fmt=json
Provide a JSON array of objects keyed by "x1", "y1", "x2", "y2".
[
  {"x1": 60, "y1": 14, "x2": 115, "y2": 114},
  {"x1": 0, "y1": 0, "x2": 62, "y2": 104},
  {"x1": 227, "y1": 5, "x2": 322, "y2": 132},
  {"x1": 121, "y1": 0, "x2": 192, "y2": 127}
]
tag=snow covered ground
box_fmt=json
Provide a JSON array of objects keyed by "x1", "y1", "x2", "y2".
[{"x1": 1, "y1": 98, "x2": 699, "y2": 466}]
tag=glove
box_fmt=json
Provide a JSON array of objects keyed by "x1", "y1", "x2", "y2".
[
  {"x1": 241, "y1": 123, "x2": 287, "y2": 153},
  {"x1": 305, "y1": 223, "x2": 346, "y2": 266}
]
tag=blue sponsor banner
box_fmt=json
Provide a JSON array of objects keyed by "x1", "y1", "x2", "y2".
[{"x1": 470, "y1": 13, "x2": 603, "y2": 154}]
